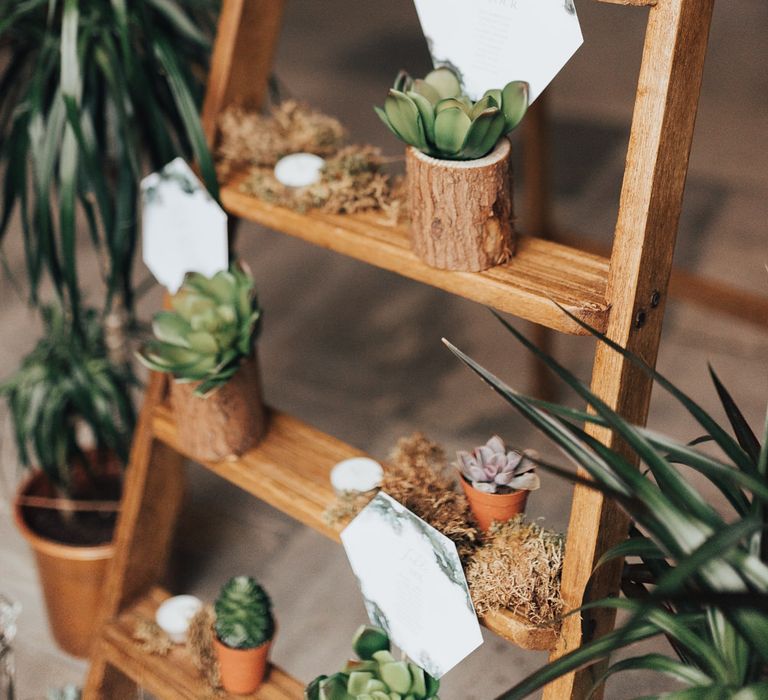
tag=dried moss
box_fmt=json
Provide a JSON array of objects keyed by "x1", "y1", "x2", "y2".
[
  {"x1": 240, "y1": 145, "x2": 400, "y2": 218},
  {"x1": 132, "y1": 619, "x2": 172, "y2": 655},
  {"x1": 467, "y1": 516, "x2": 565, "y2": 626},
  {"x1": 216, "y1": 102, "x2": 403, "y2": 218},
  {"x1": 187, "y1": 604, "x2": 221, "y2": 692},
  {"x1": 216, "y1": 101, "x2": 346, "y2": 175}
]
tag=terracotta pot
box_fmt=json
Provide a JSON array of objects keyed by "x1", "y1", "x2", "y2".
[
  {"x1": 406, "y1": 138, "x2": 515, "y2": 272},
  {"x1": 460, "y1": 474, "x2": 529, "y2": 532},
  {"x1": 13, "y1": 471, "x2": 115, "y2": 658},
  {"x1": 214, "y1": 635, "x2": 272, "y2": 695},
  {"x1": 169, "y1": 352, "x2": 267, "y2": 462}
]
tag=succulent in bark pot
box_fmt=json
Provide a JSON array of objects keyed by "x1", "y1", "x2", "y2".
[
  {"x1": 137, "y1": 261, "x2": 266, "y2": 461},
  {"x1": 376, "y1": 68, "x2": 529, "y2": 272}
]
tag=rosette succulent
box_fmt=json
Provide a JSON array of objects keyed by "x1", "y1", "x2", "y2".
[
  {"x1": 137, "y1": 262, "x2": 261, "y2": 396},
  {"x1": 305, "y1": 626, "x2": 439, "y2": 700},
  {"x1": 214, "y1": 576, "x2": 275, "y2": 650},
  {"x1": 375, "y1": 68, "x2": 529, "y2": 160},
  {"x1": 457, "y1": 436, "x2": 540, "y2": 494}
]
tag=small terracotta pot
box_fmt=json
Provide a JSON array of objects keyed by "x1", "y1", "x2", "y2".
[
  {"x1": 214, "y1": 635, "x2": 272, "y2": 695},
  {"x1": 460, "y1": 474, "x2": 529, "y2": 532},
  {"x1": 170, "y1": 352, "x2": 267, "y2": 462},
  {"x1": 13, "y1": 471, "x2": 115, "y2": 658}
]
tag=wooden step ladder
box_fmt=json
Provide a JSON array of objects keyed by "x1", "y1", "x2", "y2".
[{"x1": 83, "y1": 0, "x2": 715, "y2": 697}]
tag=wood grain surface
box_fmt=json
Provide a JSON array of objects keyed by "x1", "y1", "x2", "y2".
[{"x1": 221, "y1": 174, "x2": 610, "y2": 336}]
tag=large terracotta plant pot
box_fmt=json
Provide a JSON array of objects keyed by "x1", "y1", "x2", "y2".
[
  {"x1": 13, "y1": 471, "x2": 115, "y2": 658},
  {"x1": 460, "y1": 475, "x2": 529, "y2": 532},
  {"x1": 169, "y1": 352, "x2": 267, "y2": 462},
  {"x1": 406, "y1": 138, "x2": 514, "y2": 272},
  {"x1": 214, "y1": 635, "x2": 272, "y2": 695}
]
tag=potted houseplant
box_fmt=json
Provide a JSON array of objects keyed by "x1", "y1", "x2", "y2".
[
  {"x1": 305, "y1": 625, "x2": 440, "y2": 700},
  {"x1": 213, "y1": 576, "x2": 276, "y2": 695},
  {"x1": 445, "y1": 313, "x2": 768, "y2": 698},
  {"x1": 456, "y1": 436, "x2": 540, "y2": 532},
  {"x1": 375, "y1": 68, "x2": 529, "y2": 272},
  {"x1": 137, "y1": 262, "x2": 266, "y2": 462},
  {"x1": 1, "y1": 306, "x2": 135, "y2": 658}
]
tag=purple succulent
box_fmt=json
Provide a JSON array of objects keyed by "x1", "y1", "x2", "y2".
[{"x1": 456, "y1": 436, "x2": 541, "y2": 494}]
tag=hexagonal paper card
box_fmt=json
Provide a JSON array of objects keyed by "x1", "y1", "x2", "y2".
[
  {"x1": 412, "y1": 0, "x2": 583, "y2": 102},
  {"x1": 341, "y1": 493, "x2": 483, "y2": 679},
  {"x1": 141, "y1": 158, "x2": 228, "y2": 294}
]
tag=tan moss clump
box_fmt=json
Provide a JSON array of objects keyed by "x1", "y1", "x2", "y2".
[
  {"x1": 187, "y1": 604, "x2": 222, "y2": 692},
  {"x1": 216, "y1": 101, "x2": 346, "y2": 175},
  {"x1": 466, "y1": 516, "x2": 565, "y2": 626}
]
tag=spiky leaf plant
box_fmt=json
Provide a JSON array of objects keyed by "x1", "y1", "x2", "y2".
[
  {"x1": 305, "y1": 626, "x2": 440, "y2": 700},
  {"x1": 136, "y1": 262, "x2": 261, "y2": 397},
  {"x1": 0, "y1": 305, "x2": 135, "y2": 496},
  {"x1": 444, "y1": 311, "x2": 768, "y2": 699},
  {"x1": 214, "y1": 576, "x2": 274, "y2": 650},
  {"x1": 0, "y1": 0, "x2": 219, "y2": 322},
  {"x1": 375, "y1": 68, "x2": 528, "y2": 161}
]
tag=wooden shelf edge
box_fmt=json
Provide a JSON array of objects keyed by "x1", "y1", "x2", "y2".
[
  {"x1": 152, "y1": 405, "x2": 559, "y2": 651},
  {"x1": 101, "y1": 586, "x2": 303, "y2": 700},
  {"x1": 221, "y1": 178, "x2": 610, "y2": 336}
]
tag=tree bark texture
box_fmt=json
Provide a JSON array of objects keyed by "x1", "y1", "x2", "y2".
[
  {"x1": 406, "y1": 138, "x2": 515, "y2": 272},
  {"x1": 169, "y1": 352, "x2": 266, "y2": 462}
]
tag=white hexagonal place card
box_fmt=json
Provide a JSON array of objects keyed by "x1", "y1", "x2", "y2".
[
  {"x1": 141, "y1": 158, "x2": 228, "y2": 293},
  {"x1": 412, "y1": 0, "x2": 583, "y2": 102},
  {"x1": 341, "y1": 492, "x2": 483, "y2": 679}
]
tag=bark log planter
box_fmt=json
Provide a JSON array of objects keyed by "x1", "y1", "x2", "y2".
[
  {"x1": 13, "y1": 470, "x2": 116, "y2": 658},
  {"x1": 169, "y1": 353, "x2": 266, "y2": 463},
  {"x1": 406, "y1": 138, "x2": 515, "y2": 272}
]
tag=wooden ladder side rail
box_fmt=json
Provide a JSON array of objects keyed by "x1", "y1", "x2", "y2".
[
  {"x1": 543, "y1": 1, "x2": 716, "y2": 698},
  {"x1": 201, "y1": 0, "x2": 287, "y2": 144},
  {"x1": 84, "y1": 373, "x2": 186, "y2": 698}
]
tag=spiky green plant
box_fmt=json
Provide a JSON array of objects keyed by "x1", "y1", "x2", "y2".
[
  {"x1": 0, "y1": 305, "x2": 135, "y2": 496},
  {"x1": 305, "y1": 625, "x2": 440, "y2": 700},
  {"x1": 375, "y1": 68, "x2": 528, "y2": 161},
  {"x1": 0, "y1": 0, "x2": 219, "y2": 323},
  {"x1": 214, "y1": 576, "x2": 274, "y2": 650},
  {"x1": 136, "y1": 262, "x2": 261, "y2": 396},
  {"x1": 444, "y1": 310, "x2": 768, "y2": 699}
]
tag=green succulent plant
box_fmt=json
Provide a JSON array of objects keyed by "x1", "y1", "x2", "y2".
[
  {"x1": 305, "y1": 626, "x2": 440, "y2": 700},
  {"x1": 445, "y1": 310, "x2": 768, "y2": 699},
  {"x1": 136, "y1": 262, "x2": 261, "y2": 397},
  {"x1": 375, "y1": 68, "x2": 529, "y2": 161},
  {"x1": 214, "y1": 576, "x2": 275, "y2": 650}
]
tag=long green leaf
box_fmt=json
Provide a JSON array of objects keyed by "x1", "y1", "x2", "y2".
[{"x1": 554, "y1": 305, "x2": 755, "y2": 475}]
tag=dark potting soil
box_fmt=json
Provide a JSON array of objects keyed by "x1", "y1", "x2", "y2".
[{"x1": 22, "y1": 475, "x2": 121, "y2": 547}]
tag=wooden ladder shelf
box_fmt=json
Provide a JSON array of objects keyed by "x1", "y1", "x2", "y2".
[{"x1": 84, "y1": 0, "x2": 715, "y2": 697}]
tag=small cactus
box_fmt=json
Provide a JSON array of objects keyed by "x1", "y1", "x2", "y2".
[
  {"x1": 457, "y1": 436, "x2": 541, "y2": 494},
  {"x1": 375, "y1": 67, "x2": 528, "y2": 161},
  {"x1": 214, "y1": 576, "x2": 274, "y2": 649},
  {"x1": 305, "y1": 626, "x2": 439, "y2": 700}
]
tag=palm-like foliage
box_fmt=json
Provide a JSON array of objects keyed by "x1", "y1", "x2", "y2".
[
  {"x1": 444, "y1": 310, "x2": 768, "y2": 699},
  {"x1": 0, "y1": 0, "x2": 219, "y2": 322},
  {"x1": 0, "y1": 305, "x2": 135, "y2": 495}
]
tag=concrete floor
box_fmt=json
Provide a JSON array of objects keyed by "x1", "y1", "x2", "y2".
[{"x1": 1, "y1": 0, "x2": 766, "y2": 698}]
